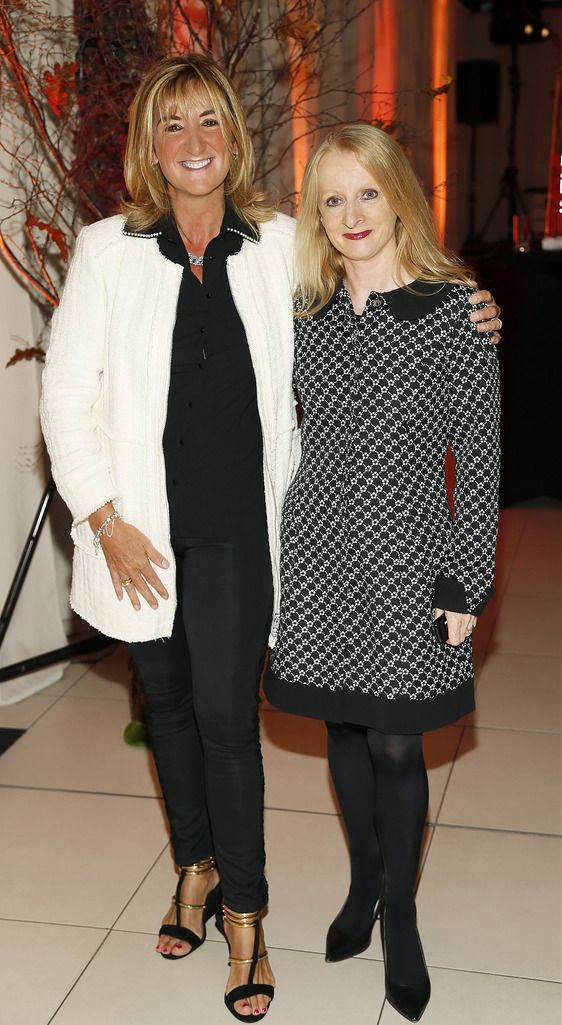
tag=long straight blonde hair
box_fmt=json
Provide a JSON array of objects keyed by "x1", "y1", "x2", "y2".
[
  {"x1": 121, "y1": 54, "x2": 274, "y2": 231},
  {"x1": 295, "y1": 123, "x2": 473, "y2": 316}
]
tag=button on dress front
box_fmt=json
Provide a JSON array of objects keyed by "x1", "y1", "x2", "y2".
[{"x1": 266, "y1": 282, "x2": 500, "y2": 733}]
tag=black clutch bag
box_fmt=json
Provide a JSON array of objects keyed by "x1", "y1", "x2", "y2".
[{"x1": 433, "y1": 613, "x2": 449, "y2": 645}]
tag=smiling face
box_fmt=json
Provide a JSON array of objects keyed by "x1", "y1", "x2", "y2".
[
  {"x1": 152, "y1": 85, "x2": 233, "y2": 204},
  {"x1": 317, "y1": 149, "x2": 398, "y2": 271}
]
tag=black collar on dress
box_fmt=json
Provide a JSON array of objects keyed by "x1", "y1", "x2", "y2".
[
  {"x1": 123, "y1": 202, "x2": 260, "y2": 244},
  {"x1": 310, "y1": 278, "x2": 450, "y2": 322}
]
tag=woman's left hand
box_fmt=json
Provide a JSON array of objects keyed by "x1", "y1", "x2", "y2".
[
  {"x1": 434, "y1": 608, "x2": 478, "y2": 646},
  {"x1": 468, "y1": 289, "x2": 502, "y2": 344}
]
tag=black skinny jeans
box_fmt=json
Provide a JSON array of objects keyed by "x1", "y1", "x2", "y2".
[{"x1": 129, "y1": 533, "x2": 272, "y2": 913}]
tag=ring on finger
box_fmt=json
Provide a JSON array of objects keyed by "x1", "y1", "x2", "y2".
[
  {"x1": 121, "y1": 577, "x2": 133, "y2": 587},
  {"x1": 496, "y1": 317, "x2": 502, "y2": 330}
]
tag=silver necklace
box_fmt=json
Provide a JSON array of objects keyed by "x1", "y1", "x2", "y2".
[{"x1": 176, "y1": 221, "x2": 206, "y2": 267}]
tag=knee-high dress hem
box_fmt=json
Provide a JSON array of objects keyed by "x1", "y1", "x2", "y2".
[{"x1": 265, "y1": 667, "x2": 475, "y2": 734}]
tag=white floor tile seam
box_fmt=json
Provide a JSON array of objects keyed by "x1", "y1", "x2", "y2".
[
  {"x1": 3, "y1": 664, "x2": 96, "y2": 730},
  {"x1": 380, "y1": 961, "x2": 562, "y2": 987},
  {"x1": 264, "y1": 803, "x2": 341, "y2": 818},
  {"x1": 428, "y1": 820, "x2": 562, "y2": 840},
  {"x1": 364, "y1": 956, "x2": 562, "y2": 987},
  {"x1": 0, "y1": 691, "x2": 64, "y2": 732},
  {"x1": 0, "y1": 652, "x2": 120, "y2": 728},
  {"x1": 106, "y1": 842, "x2": 175, "y2": 934},
  {"x1": 46, "y1": 929, "x2": 115, "y2": 1025},
  {"x1": 0, "y1": 782, "x2": 165, "y2": 802},
  {"x1": 39, "y1": 694, "x2": 131, "y2": 710},
  {"x1": 0, "y1": 916, "x2": 111, "y2": 931},
  {"x1": 0, "y1": 837, "x2": 170, "y2": 935},
  {"x1": 491, "y1": 509, "x2": 530, "y2": 597},
  {"x1": 462, "y1": 722, "x2": 562, "y2": 735},
  {"x1": 416, "y1": 725, "x2": 467, "y2": 875},
  {"x1": 110, "y1": 927, "x2": 341, "y2": 961},
  {"x1": 58, "y1": 654, "x2": 114, "y2": 690},
  {"x1": 56, "y1": 692, "x2": 129, "y2": 702}
]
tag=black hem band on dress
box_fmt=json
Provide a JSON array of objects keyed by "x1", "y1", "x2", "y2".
[{"x1": 264, "y1": 667, "x2": 475, "y2": 735}]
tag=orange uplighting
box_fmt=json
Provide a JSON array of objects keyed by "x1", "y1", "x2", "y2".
[
  {"x1": 159, "y1": 0, "x2": 211, "y2": 52},
  {"x1": 373, "y1": 0, "x2": 396, "y2": 119},
  {"x1": 431, "y1": 0, "x2": 449, "y2": 242},
  {"x1": 290, "y1": 43, "x2": 312, "y2": 201}
]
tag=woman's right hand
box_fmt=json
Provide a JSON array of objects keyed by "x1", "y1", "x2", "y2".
[{"x1": 89, "y1": 506, "x2": 169, "y2": 611}]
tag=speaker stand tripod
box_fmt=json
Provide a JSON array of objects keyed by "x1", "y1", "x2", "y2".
[{"x1": 478, "y1": 42, "x2": 528, "y2": 242}]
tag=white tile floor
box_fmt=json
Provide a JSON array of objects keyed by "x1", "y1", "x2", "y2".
[{"x1": 0, "y1": 506, "x2": 560, "y2": 1025}]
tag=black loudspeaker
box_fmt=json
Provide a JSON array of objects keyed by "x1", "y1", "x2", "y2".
[
  {"x1": 490, "y1": 0, "x2": 546, "y2": 45},
  {"x1": 456, "y1": 60, "x2": 501, "y2": 124}
]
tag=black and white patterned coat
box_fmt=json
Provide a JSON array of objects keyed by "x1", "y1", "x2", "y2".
[{"x1": 266, "y1": 281, "x2": 500, "y2": 733}]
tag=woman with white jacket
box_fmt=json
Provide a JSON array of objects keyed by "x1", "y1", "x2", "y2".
[{"x1": 40, "y1": 55, "x2": 501, "y2": 1021}]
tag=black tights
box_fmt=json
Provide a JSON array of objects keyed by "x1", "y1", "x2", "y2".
[{"x1": 327, "y1": 722, "x2": 428, "y2": 930}]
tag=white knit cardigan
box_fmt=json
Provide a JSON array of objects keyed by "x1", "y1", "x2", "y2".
[{"x1": 40, "y1": 212, "x2": 300, "y2": 643}]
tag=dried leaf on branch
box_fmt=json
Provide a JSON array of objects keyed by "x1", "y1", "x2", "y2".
[
  {"x1": 5, "y1": 346, "x2": 45, "y2": 368},
  {"x1": 1, "y1": 0, "x2": 404, "y2": 367},
  {"x1": 275, "y1": 13, "x2": 321, "y2": 44},
  {"x1": 41, "y1": 61, "x2": 78, "y2": 118},
  {"x1": 26, "y1": 215, "x2": 69, "y2": 263},
  {"x1": 422, "y1": 75, "x2": 454, "y2": 100}
]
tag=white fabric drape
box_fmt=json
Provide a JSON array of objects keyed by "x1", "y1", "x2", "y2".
[
  {"x1": 0, "y1": 269, "x2": 69, "y2": 704},
  {"x1": 0, "y1": 0, "x2": 73, "y2": 703}
]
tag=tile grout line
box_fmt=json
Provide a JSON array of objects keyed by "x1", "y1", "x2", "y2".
[
  {"x1": 0, "y1": 916, "x2": 110, "y2": 930},
  {"x1": 473, "y1": 506, "x2": 531, "y2": 677},
  {"x1": 45, "y1": 927, "x2": 114, "y2": 1025},
  {"x1": 461, "y1": 722, "x2": 561, "y2": 735},
  {"x1": 491, "y1": 505, "x2": 530, "y2": 599},
  {"x1": 416, "y1": 725, "x2": 466, "y2": 883},
  {"x1": 0, "y1": 783, "x2": 558, "y2": 838},
  {"x1": 106, "y1": 840, "x2": 172, "y2": 934},
  {"x1": 4, "y1": 915, "x2": 560, "y2": 989},
  {"x1": 424, "y1": 512, "x2": 522, "y2": 847},
  {"x1": 45, "y1": 838, "x2": 171, "y2": 1025},
  {"x1": 429, "y1": 820, "x2": 561, "y2": 839},
  {"x1": 1, "y1": 649, "x2": 119, "y2": 736},
  {"x1": 0, "y1": 782, "x2": 165, "y2": 801}
]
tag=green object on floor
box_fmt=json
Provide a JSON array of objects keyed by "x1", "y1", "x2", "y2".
[{"x1": 123, "y1": 719, "x2": 148, "y2": 747}]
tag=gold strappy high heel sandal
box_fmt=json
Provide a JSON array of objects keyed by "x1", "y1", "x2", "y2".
[
  {"x1": 158, "y1": 855, "x2": 221, "y2": 960},
  {"x1": 216, "y1": 905, "x2": 275, "y2": 1021}
]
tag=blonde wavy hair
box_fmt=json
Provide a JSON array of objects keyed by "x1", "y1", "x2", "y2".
[
  {"x1": 121, "y1": 54, "x2": 274, "y2": 231},
  {"x1": 295, "y1": 123, "x2": 473, "y2": 316}
]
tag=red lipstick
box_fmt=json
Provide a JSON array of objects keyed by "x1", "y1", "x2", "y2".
[{"x1": 343, "y1": 229, "x2": 372, "y2": 240}]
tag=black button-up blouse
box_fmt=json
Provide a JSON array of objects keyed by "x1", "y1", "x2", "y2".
[{"x1": 125, "y1": 204, "x2": 266, "y2": 538}]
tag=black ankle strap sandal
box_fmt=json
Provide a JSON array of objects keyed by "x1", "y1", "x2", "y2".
[
  {"x1": 158, "y1": 855, "x2": 222, "y2": 961},
  {"x1": 216, "y1": 905, "x2": 275, "y2": 1021}
]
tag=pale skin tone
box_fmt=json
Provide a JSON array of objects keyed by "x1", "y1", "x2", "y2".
[
  {"x1": 317, "y1": 149, "x2": 485, "y2": 644},
  {"x1": 89, "y1": 86, "x2": 273, "y2": 1017}
]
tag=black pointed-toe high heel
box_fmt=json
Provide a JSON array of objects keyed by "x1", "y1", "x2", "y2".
[
  {"x1": 158, "y1": 855, "x2": 222, "y2": 960},
  {"x1": 325, "y1": 887, "x2": 385, "y2": 962},
  {"x1": 216, "y1": 905, "x2": 275, "y2": 1022},
  {"x1": 380, "y1": 904, "x2": 430, "y2": 1021}
]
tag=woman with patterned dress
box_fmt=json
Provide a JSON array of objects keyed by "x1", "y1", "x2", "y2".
[{"x1": 266, "y1": 124, "x2": 500, "y2": 1022}]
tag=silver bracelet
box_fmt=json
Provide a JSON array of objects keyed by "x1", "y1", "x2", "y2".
[{"x1": 93, "y1": 511, "x2": 121, "y2": 554}]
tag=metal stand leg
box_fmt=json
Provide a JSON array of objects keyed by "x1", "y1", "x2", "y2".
[
  {"x1": 0, "y1": 473, "x2": 147, "y2": 745},
  {"x1": 0, "y1": 474, "x2": 111, "y2": 682}
]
